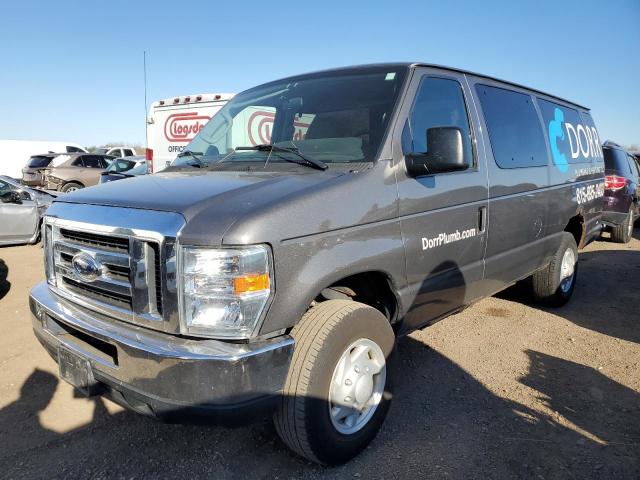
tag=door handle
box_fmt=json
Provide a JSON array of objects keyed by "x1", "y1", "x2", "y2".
[{"x1": 478, "y1": 206, "x2": 487, "y2": 233}]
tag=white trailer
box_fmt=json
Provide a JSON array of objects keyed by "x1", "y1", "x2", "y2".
[
  {"x1": 146, "y1": 93, "x2": 234, "y2": 172},
  {"x1": 0, "y1": 140, "x2": 87, "y2": 179}
]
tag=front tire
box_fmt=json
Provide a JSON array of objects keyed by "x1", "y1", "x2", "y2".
[
  {"x1": 531, "y1": 232, "x2": 578, "y2": 307},
  {"x1": 611, "y1": 208, "x2": 633, "y2": 243},
  {"x1": 274, "y1": 300, "x2": 395, "y2": 465}
]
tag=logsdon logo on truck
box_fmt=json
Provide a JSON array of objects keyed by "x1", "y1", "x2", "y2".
[
  {"x1": 548, "y1": 107, "x2": 601, "y2": 173},
  {"x1": 422, "y1": 228, "x2": 477, "y2": 250},
  {"x1": 247, "y1": 111, "x2": 311, "y2": 145},
  {"x1": 164, "y1": 112, "x2": 211, "y2": 142}
]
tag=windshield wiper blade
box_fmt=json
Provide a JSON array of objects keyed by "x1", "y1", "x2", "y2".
[
  {"x1": 236, "y1": 144, "x2": 328, "y2": 171},
  {"x1": 177, "y1": 150, "x2": 204, "y2": 167}
]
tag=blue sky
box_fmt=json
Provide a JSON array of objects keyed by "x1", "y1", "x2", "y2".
[{"x1": 1, "y1": 0, "x2": 638, "y2": 147}]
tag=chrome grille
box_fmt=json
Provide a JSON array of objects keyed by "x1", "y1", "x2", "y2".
[
  {"x1": 48, "y1": 223, "x2": 166, "y2": 328},
  {"x1": 59, "y1": 228, "x2": 130, "y2": 252}
]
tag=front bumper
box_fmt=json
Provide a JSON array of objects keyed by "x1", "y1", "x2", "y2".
[{"x1": 30, "y1": 281, "x2": 294, "y2": 423}]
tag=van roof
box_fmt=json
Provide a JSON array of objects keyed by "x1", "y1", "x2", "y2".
[{"x1": 262, "y1": 63, "x2": 590, "y2": 111}]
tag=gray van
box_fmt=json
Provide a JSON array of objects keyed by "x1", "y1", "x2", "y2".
[{"x1": 29, "y1": 63, "x2": 604, "y2": 465}]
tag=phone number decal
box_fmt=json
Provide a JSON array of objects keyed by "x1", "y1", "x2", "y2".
[{"x1": 576, "y1": 183, "x2": 604, "y2": 205}]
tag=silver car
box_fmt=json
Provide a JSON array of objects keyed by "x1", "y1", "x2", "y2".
[{"x1": 0, "y1": 176, "x2": 55, "y2": 246}]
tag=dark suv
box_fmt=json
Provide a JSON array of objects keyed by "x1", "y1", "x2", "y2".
[{"x1": 602, "y1": 141, "x2": 640, "y2": 243}]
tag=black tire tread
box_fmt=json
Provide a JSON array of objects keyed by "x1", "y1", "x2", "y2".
[
  {"x1": 531, "y1": 232, "x2": 577, "y2": 305},
  {"x1": 611, "y1": 209, "x2": 632, "y2": 244},
  {"x1": 274, "y1": 300, "x2": 367, "y2": 464}
]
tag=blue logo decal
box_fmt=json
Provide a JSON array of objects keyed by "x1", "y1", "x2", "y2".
[{"x1": 548, "y1": 107, "x2": 569, "y2": 173}]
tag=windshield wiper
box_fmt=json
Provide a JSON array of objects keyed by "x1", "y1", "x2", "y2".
[
  {"x1": 177, "y1": 150, "x2": 205, "y2": 167},
  {"x1": 236, "y1": 144, "x2": 328, "y2": 171}
]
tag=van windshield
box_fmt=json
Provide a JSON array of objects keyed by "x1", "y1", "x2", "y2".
[{"x1": 181, "y1": 67, "x2": 408, "y2": 169}]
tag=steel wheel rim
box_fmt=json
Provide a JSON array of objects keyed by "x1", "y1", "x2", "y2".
[
  {"x1": 559, "y1": 248, "x2": 576, "y2": 293},
  {"x1": 328, "y1": 338, "x2": 386, "y2": 435}
]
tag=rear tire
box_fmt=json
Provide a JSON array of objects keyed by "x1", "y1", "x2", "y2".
[
  {"x1": 531, "y1": 233, "x2": 578, "y2": 307},
  {"x1": 611, "y1": 208, "x2": 633, "y2": 243},
  {"x1": 274, "y1": 300, "x2": 395, "y2": 465},
  {"x1": 60, "y1": 182, "x2": 83, "y2": 193}
]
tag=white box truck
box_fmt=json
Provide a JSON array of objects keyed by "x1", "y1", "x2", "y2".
[
  {"x1": 146, "y1": 93, "x2": 317, "y2": 172},
  {"x1": 146, "y1": 93, "x2": 234, "y2": 172},
  {"x1": 0, "y1": 140, "x2": 87, "y2": 179}
]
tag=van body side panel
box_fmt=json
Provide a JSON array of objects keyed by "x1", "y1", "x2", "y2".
[
  {"x1": 467, "y1": 78, "x2": 553, "y2": 291},
  {"x1": 536, "y1": 105, "x2": 605, "y2": 247},
  {"x1": 391, "y1": 68, "x2": 489, "y2": 333},
  {"x1": 217, "y1": 161, "x2": 407, "y2": 337}
]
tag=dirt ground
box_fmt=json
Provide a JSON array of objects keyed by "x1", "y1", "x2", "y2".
[{"x1": 0, "y1": 230, "x2": 638, "y2": 479}]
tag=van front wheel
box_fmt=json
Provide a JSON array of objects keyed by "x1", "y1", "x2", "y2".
[
  {"x1": 531, "y1": 233, "x2": 578, "y2": 307},
  {"x1": 274, "y1": 300, "x2": 395, "y2": 465}
]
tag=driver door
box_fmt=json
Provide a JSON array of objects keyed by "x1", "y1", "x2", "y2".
[
  {"x1": 0, "y1": 179, "x2": 38, "y2": 245},
  {"x1": 393, "y1": 69, "x2": 489, "y2": 332}
]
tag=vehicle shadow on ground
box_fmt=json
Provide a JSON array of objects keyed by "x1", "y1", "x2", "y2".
[
  {"x1": 0, "y1": 259, "x2": 9, "y2": 300},
  {"x1": 498, "y1": 239, "x2": 640, "y2": 344},
  {"x1": 2, "y1": 338, "x2": 638, "y2": 479}
]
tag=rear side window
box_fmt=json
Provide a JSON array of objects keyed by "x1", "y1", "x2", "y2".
[
  {"x1": 82, "y1": 156, "x2": 103, "y2": 168},
  {"x1": 629, "y1": 155, "x2": 640, "y2": 179},
  {"x1": 28, "y1": 156, "x2": 53, "y2": 168},
  {"x1": 476, "y1": 85, "x2": 548, "y2": 168},
  {"x1": 66, "y1": 146, "x2": 84, "y2": 153},
  {"x1": 124, "y1": 149, "x2": 134, "y2": 156},
  {"x1": 405, "y1": 76, "x2": 474, "y2": 167},
  {"x1": 603, "y1": 148, "x2": 631, "y2": 175},
  {"x1": 537, "y1": 99, "x2": 601, "y2": 167}
]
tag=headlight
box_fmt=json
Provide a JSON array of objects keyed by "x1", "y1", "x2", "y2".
[{"x1": 178, "y1": 245, "x2": 273, "y2": 339}]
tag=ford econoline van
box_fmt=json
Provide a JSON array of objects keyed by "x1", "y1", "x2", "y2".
[{"x1": 30, "y1": 63, "x2": 604, "y2": 465}]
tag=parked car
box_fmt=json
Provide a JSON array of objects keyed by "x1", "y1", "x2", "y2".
[
  {"x1": 94, "y1": 146, "x2": 137, "y2": 157},
  {"x1": 0, "y1": 140, "x2": 87, "y2": 180},
  {"x1": 0, "y1": 175, "x2": 55, "y2": 246},
  {"x1": 601, "y1": 141, "x2": 640, "y2": 242},
  {"x1": 21, "y1": 153, "x2": 62, "y2": 187},
  {"x1": 30, "y1": 63, "x2": 605, "y2": 465},
  {"x1": 99, "y1": 155, "x2": 148, "y2": 184},
  {"x1": 43, "y1": 153, "x2": 115, "y2": 192}
]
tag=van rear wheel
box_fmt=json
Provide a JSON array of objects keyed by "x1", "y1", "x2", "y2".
[
  {"x1": 611, "y1": 208, "x2": 633, "y2": 244},
  {"x1": 531, "y1": 233, "x2": 578, "y2": 307},
  {"x1": 274, "y1": 300, "x2": 395, "y2": 465}
]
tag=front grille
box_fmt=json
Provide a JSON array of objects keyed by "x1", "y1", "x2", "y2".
[
  {"x1": 60, "y1": 228, "x2": 130, "y2": 252},
  {"x1": 62, "y1": 276, "x2": 133, "y2": 310},
  {"x1": 149, "y1": 242, "x2": 163, "y2": 316},
  {"x1": 50, "y1": 224, "x2": 165, "y2": 326}
]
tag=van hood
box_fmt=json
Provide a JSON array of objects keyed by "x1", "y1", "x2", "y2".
[{"x1": 53, "y1": 170, "x2": 345, "y2": 242}]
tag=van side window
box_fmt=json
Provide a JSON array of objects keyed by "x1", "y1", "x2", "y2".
[
  {"x1": 538, "y1": 99, "x2": 601, "y2": 165},
  {"x1": 476, "y1": 85, "x2": 548, "y2": 168},
  {"x1": 406, "y1": 77, "x2": 474, "y2": 167}
]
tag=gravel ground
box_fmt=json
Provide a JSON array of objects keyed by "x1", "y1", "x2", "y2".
[{"x1": 0, "y1": 229, "x2": 638, "y2": 479}]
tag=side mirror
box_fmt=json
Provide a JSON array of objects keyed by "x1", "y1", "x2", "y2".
[
  {"x1": 405, "y1": 126, "x2": 468, "y2": 177},
  {"x1": 0, "y1": 191, "x2": 23, "y2": 204}
]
